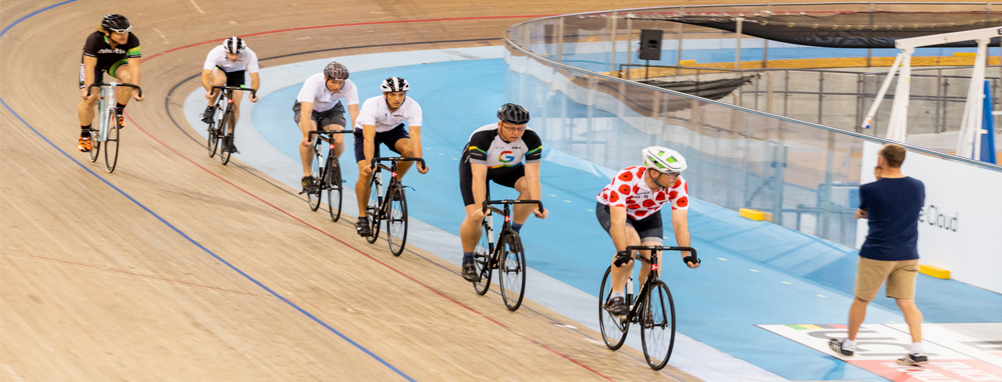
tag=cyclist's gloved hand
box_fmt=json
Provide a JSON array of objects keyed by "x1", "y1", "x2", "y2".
[{"x1": 683, "y1": 255, "x2": 700, "y2": 268}]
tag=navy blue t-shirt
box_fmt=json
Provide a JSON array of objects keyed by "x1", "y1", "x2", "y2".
[{"x1": 859, "y1": 177, "x2": 925, "y2": 261}]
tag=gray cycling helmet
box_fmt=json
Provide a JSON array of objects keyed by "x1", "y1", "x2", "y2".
[{"x1": 323, "y1": 61, "x2": 349, "y2": 80}]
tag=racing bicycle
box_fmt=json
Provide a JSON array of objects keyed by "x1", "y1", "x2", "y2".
[{"x1": 86, "y1": 82, "x2": 141, "y2": 173}]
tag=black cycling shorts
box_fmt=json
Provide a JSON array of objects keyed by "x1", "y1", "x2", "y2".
[
  {"x1": 459, "y1": 162, "x2": 525, "y2": 206},
  {"x1": 293, "y1": 101, "x2": 347, "y2": 130},
  {"x1": 595, "y1": 202, "x2": 664, "y2": 244},
  {"x1": 353, "y1": 123, "x2": 410, "y2": 163},
  {"x1": 216, "y1": 67, "x2": 246, "y2": 87},
  {"x1": 78, "y1": 59, "x2": 127, "y2": 89}
]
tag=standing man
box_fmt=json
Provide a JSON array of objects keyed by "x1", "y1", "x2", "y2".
[
  {"x1": 352, "y1": 77, "x2": 427, "y2": 237},
  {"x1": 200, "y1": 36, "x2": 260, "y2": 153},
  {"x1": 295, "y1": 61, "x2": 358, "y2": 193},
  {"x1": 458, "y1": 103, "x2": 548, "y2": 281},
  {"x1": 828, "y1": 143, "x2": 927, "y2": 366},
  {"x1": 78, "y1": 14, "x2": 143, "y2": 152}
]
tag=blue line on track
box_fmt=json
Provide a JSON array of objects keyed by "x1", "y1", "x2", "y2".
[{"x1": 1, "y1": 5, "x2": 415, "y2": 381}]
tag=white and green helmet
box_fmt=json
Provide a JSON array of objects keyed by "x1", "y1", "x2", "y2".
[{"x1": 642, "y1": 146, "x2": 687, "y2": 174}]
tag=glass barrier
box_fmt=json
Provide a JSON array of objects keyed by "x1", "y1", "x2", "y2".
[{"x1": 504, "y1": 3, "x2": 1002, "y2": 248}]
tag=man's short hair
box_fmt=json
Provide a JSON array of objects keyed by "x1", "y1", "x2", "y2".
[{"x1": 879, "y1": 144, "x2": 906, "y2": 168}]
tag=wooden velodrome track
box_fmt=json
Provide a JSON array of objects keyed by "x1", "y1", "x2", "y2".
[{"x1": 0, "y1": 0, "x2": 973, "y2": 380}]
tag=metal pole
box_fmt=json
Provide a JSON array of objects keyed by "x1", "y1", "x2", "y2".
[
  {"x1": 818, "y1": 71, "x2": 825, "y2": 124},
  {"x1": 676, "y1": 7, "x2": 685, "y2": 76},
  {"x1": 733, "y1": 17, "x2": 744, "y2": 105},
  {"x1": 625, "y1": 17, "x2": 633, "y2": 80},
  {"x1": 609, "y1": 12, "x2": 618, "y2": 76},
  {"x1": 556, "y1": 18, "x2": 564, "y2": 64},
  {"x1": 767, "y1": 71, "x2": 774, "y2": 113}
]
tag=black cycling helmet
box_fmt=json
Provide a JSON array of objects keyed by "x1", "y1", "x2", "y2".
[
  {"x1": 497, "y1": 103, "x2": 530, "y2": 125},
  {"x1": 101, "y1": 14, "x2": 131, "y2": 33}
]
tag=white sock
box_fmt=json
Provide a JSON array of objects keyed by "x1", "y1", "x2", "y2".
[
  {"x1": 843, "y1": 339, "x2": 856, "y2": 348},
  {"x1": 611, "y1": 291, "x2": 625, "y2": 299},
  {"x1": 911, "y1": 342, "x2": 924, "y2": 354}
]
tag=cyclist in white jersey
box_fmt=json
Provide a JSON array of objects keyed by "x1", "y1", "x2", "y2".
[
  {"x1": 199, "y1": 36, "x2": 259, "y2": 153},
  {"x1": 458, "y1": 103, "x2": 548, "y2": 281},
  {"x1": 352, "y1": 77, "x2": 427, "y2": 237},
  {"x1": 295, "y1": 61, "x2": 359, "y2": 192},
  {"x1": 596, "y1": 147, "x2": 699, "y2": 317}
]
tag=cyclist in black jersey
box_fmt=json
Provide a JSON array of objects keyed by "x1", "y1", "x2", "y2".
[
  {"x1": 77, "y1": 14, "x2": 143, "y2": 152},
  {"x1": 458, "y1": 103, "x2": 548, "y2": 281}
]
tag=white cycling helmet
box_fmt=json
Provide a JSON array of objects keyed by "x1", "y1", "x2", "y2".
[
  {"x1": 380, "y1": 77, "x2": 409, "y2": 92},
  {"x1": 642, "y1": 146, "x2": 687, "y2": 174},
  {"x1": 223, "y1": 36, "x2": 246, "y2": 55}
]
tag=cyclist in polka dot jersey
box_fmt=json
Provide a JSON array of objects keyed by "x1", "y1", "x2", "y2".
[{"x1": 596, "y1": 147, "x2": 699, "y2": 317}]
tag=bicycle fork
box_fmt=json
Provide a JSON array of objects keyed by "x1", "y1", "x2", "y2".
[{"x1": 479, "y1": 212, "x2": 495, "y2": 263}]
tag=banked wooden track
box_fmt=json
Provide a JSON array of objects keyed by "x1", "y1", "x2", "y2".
[{"x1": 0, "y1": 0, "x2": 966, "y2": 380}]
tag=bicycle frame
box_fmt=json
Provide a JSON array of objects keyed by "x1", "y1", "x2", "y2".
[
  {"x1": 87, "y1": 82, "x2": 141, "y2": 142},
  {"x1": 308, "y1": 129, "x2": 352, "y2": 187},
  {"x1": 211, "y1": 85, "x2": 256, "y2": 133},
  {"x1": 480, "y1": 199, "x2": 544, "y2": 263},
  {"x1": 614, "y1": 246, "x2": 697, "y2": 318},
  {"x1": 368, "y1": 156, "x2": 425, "y2": 213}
]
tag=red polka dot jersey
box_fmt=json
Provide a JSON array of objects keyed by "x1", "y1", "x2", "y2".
[{"x1": 596, "y1": 166, "x2": 689, "y2": 220}]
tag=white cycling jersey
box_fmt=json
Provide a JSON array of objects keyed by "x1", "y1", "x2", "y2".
[
  {"x1": 202, "y1": 45, "x2": 259, "y2": 73},
  {"x1": 296, "y1": 73, "x2": 359, "y2": 113},
  {"x1": 354, "y1": 95, "x2": 422, "y2": 133}
]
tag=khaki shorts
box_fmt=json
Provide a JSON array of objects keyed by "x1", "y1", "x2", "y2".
[{"x1": 854, "y1": 257, "x2": 919, "y2": 301}]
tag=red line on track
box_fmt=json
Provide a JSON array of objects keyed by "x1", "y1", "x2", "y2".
[
  {"x1": 131, "y1": 14, "x2": 614, "y2": 381},
  {"x1": 141, "y1": 14, "x2": 554, "y2": 63}
]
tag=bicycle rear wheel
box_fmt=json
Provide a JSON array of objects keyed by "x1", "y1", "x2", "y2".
[
  {"x1": 88, "y1": 126, "x2": 101, "y2": 163},
  {"x1": 326, "y1": 155, "x2": 343, "y2": 222},
  {"x1": 104, "y1": 109, "x2": 120, "y2": 173},
  {"x1": 218, "y1": 111, "x2": 233, "y2": 165},
  {"x1": 640, "y1": 280, "x2": 676, "y2": 370},
  {"x1": 499, "y1": 231, "x2": 527, "y2": 311},
  {"x1": 599, "y1": 266, "x2": 630, "y2": 350},
  {"x1": 386, "y1": 185, "x2": 408, "y2": 257},
  {"x1": 307, "y1": 147, "x2": 322, "y2": 211},
  {"x1": 365, "y1": 173, "x2": 381, "y2": 244},
  {"x1": 472, "y1": 220, "x2": 493, "y2": 295}
]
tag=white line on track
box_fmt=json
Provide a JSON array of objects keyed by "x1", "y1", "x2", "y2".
[{"x1": 189, "y1": 0, "x2": 205, "y2": 15}]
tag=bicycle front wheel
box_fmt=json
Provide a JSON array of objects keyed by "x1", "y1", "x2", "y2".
[
  {"x1": 219, "y1": 110, "x2": 232, "y2": 164},
  {"x1": 206, "y1": 122, "x2": 218, "y2": 158},
  {"x1": 326, "y1": 155, "x2": 342, "y2": 222},
  {"x1": 104, "y1": 109, "x2": 120, "y2": 173},
  {"x1": 307, "y1": 147, "x2": 322, "y2": 211},
  {"x1": 498, "y1": 232, "x2": 527, "y2": 311},
  {"x1": 598, "y1": 266, "x2": 629, "y2": 350},
  {"x1": 386, "y1": 186, "x2": 408, "y2": 257},
  {"x1": 365, "y1": 173, "x2": 381, "y2": 244},
  {"x1": 641, "y1": 280, "x2": 676, "y2": 370},
  {"x1": 472, "y1": 219, "x2": 493, "y2": 295},
  {"x1": 88, "y1": 126, "x2": 101, "y2": 163}
]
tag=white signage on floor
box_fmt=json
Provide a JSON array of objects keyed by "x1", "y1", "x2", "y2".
[{"x1": 856, "y1": 141, "x2": 1002, "y2": 294}]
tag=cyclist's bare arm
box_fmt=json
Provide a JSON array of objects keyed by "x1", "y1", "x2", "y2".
[
  {"x1": 81, "y1": 56, "x2": 98, "y2": 99},
  {"x1": 471, "y1": 163, "x2": 488, "y2": 218},
  {"x1": 524, "y1": 162, "x2": 546, "y2": 218},
  {"x1": 362, "y1": 124, "x2": 376, "y2": 172},
  {"x1": 408, "y1": 125, "x2": 427, "y2": 172},
  {"x1": 248, "y1": 72, "x2": 261, "y2": 101},
  {"x1": 299, "y1": 102, "x2": 316, "y2": 146},
  {"x1": 127, "y1": 57, "x2": 143, "y2": 101},
  {"x1": 347, "y1": 104, "x2": 359, "y2": 128},
  {"x1": 200, "y1": 69, "x2": 215, "y2": 96},
  {"x1": 609, "y1": 205, "x2": 631, "y2": 253},
  {"x1": 671, "y1": 208, "x2": 697, "y2": 267}
]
